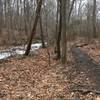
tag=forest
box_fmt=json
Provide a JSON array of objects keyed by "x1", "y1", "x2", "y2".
[{"x1": 0, "y1": 0, "x2": 100, "y2": 99}]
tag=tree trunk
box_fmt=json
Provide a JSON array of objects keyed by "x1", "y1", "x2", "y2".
[
  {"x1": 61, "y1": 0, "x2": 67, "y2": 64},
  {"x1": 93, "y1": 0, "x2": 97, "y2": 38},
  {"x1": 56, "y1": 0, "x2": 62, "y2": 59},
  {"x1": 39, "y1": 15, "x2": 46, "y2": 48},
  {"x1": 0, "y1": 0, "x2": 3, "y2": 33},
  {"x1": 25, "y1": 0, "x2": 43, "y2": 56}
]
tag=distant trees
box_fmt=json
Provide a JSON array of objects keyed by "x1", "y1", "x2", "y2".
[
  {"x1": 0, "y1": 0, "x2": 100, "y2": 64},
  {"x1": 0, "y1": 0, "x2": 99, "y2": 45}
]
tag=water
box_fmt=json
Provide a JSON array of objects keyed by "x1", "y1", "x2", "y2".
[{"x1": 0, "y1": 43, "x2": 42, "y2": 60}]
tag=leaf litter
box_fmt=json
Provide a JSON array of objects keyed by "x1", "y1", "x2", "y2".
[{"x1": 0, "y1": 45, "x2": 99, "y2": 100}]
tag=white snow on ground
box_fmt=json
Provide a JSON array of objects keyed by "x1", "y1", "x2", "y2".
[
  {"x1": 31, "y1": 43, "x2": 42, "y2": 50},
  {"x1": 0, "y1": 43, "x2": 42, "y2": 60},
  {"x1": 15, "y1": 49, "x2": 25, "y2": 55},
  {"x1": 0, "y1": 52, "x2": 11, "y2": 60}
]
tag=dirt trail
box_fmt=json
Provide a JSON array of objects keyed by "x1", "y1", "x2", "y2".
[{"x1": 71, "y1": 46, "x2": 100, "y2": 91}]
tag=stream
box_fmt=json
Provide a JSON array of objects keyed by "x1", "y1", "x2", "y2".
[{"x1": 0, "y1": 43, "x2": 42, "y2": 60}]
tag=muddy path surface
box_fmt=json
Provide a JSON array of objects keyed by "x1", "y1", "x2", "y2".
[{"x1": 71, "y1": 46, "x2": 100, "y2": 92}]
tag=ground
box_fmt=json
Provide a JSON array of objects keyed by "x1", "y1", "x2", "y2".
[{"x1": 0, "y1": 41, "x2": 100, "y2": 100}]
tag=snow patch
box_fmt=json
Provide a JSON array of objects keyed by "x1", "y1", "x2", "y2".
[
  {"x1": 0, "y1": 52, "x2": 11, "y2": 60},
  {"x1": 0, "y1": 43, "x2": 42, "y2": 60}
]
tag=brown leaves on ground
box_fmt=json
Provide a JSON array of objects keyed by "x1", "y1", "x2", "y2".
[
  {"x1": 80, "y1": 39, "x2": 100, "y2": 63},
  {"x1": 0, "y1": 49, "x2": 71, "y2": 100},
  {"x1": 0, "y1": 43, "x2": 100, "y2": 100}
]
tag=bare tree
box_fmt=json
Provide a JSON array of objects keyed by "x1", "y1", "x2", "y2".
[
  {"x1": 55, "y1": 0, "x2": 62, "y2": 59},
  {"x1": 0, "y1": 0, "x2": 3, "y2": 32},
  {"x1": 93, "y1": 0, "x2": 97, "y2": 38},
  {"x1": 39, "y1": 15, "x2": 46, "y2": 48},
  {"x1": 61, "y1": 0, "x2": 67, "y2": 64},
  {"x1": 25, "y1": 0, "x2": 43, "y2": 56}
]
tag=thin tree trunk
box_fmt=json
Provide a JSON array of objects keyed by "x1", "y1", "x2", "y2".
[
  {"x1": 25, "y1": 0, "x2": 42, "y2": 56},
  {"x1": 61, "y1": 0, "x2": 67, "y2": 64},
  {"x1": 68, "y1": 0, "x2": 76, "y2": 22},
  {"x1": 39, "y1": 15, "x2": 46, "y2": 48},
  {"x1": 0, "y1": 0, "x2": 3, "y2": 33},
  {"x1": 55, "y1": 0, "x2": 75, "y2": 60},
  {"x1": 56, "y1": 0, "x2": 62, "y2": 59},
  {"x1": 93, "y1": 0, "x2": 96, "y2": 38}
]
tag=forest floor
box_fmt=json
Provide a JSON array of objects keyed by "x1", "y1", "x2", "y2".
[{"x1": 0, "y1": 40, "x2": 100, "y2": 100}]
